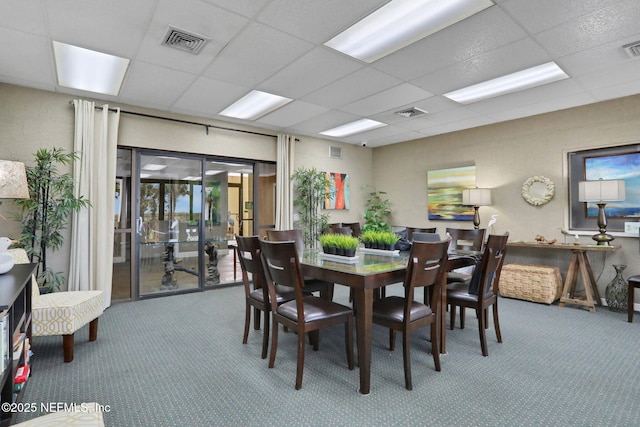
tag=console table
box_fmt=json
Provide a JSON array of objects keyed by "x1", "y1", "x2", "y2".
[{"x1": 507, "y1": 242, "x2": 619, "y2": 312}]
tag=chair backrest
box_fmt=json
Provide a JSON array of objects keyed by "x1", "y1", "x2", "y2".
[
  {"x1": 342, "y1": 222, "x2": 362, "y2": 238},
  {"x1": 473, "y1": 233, "x2": 509, "y2": 297},
  {"x1": 411, "y1": 232, "x2": 441, "y2": 242},
  {"x1": 266, "y1": 229, "x2": 305, "y2": 254},
  {"x1": 403, "y1": 238, "x2": 450, "y2": 313},
  {"x1": 445, "y1": 228, "x2": 486, "y2": 253},
  {"x1": 325, "y1": 226, "x2": 353, "y2": 236},
  {"x1": 235, "y1": 235, "x2": 267, "y2": 298},
  {"x1": 405, "y1": 227, "x2": 437, "y2": 241},
  {"x1": 258, "y1": 239, "x2": 306, "y2": 317}
]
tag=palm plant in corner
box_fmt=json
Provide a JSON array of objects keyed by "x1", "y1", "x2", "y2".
[
  {"x1": 13, "y1": 147, "x2": 91, "y2": 292},
  {"x1": 291, "y1": 167, "x2": 332, "y2": 249}
]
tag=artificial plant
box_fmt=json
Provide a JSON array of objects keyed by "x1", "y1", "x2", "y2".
[
  {"x1": 362, "y1": 187, "x2": 392, "y2": 233},
  {"x1": 13, "y1": 147, "x2": 91, "y2": 291},
  {"x1": 291, "y1": 167, "x2": 332, "y2": 249}
]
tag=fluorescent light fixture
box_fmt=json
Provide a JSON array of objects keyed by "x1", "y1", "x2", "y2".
[
  {"x1": 320, "y1": 119, "x2": 387, "y2": 138},
  {"x1": 325, "y1": 0, "x2": 494, "y2": 63},
  {"x1": 182, "y1": 176, "x2": 201, "y2": 181},
  {"x1": 219, "y1": 90, "x2": 292, "y2": 120},
  {"x1": 140, "y1": 173, "x2": 152, "y2": 178},
  {"x1": 142, "y1": 164, "x2": 167, "y2": 171},
  {"x1": 443, "y1": 62, "x2": 569, "y2": 104},
  {"x1": 205, "y1": 170, "x2": 224, "y2": 176},
  {"x1": 53, "y1": 41, "x2": 130, "y2": 96}
]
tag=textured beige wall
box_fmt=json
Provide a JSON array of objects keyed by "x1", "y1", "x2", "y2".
[{"x1": 372, "y1": 94, "x2": 640, "y2": 296}]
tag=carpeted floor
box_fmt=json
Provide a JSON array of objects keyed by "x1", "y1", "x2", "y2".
[{"x1": 15, "y1": 285, "x2": 640, "y2": 426}]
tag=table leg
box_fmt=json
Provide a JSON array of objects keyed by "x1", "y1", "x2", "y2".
[
  {"x1": 440, "y1": 278, "x2": 446, "y2": 354},
  {"x1": 559, "y1": 250, "x2": 598, "y2": 312},
  {"x1": 353, "y1": 288, "x2": 373, "y2": 395},
  {"x1": 582, "y1": 252, "x2": 602, "y2": 305}
]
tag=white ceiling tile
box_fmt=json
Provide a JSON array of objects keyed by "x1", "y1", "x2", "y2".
[
  {"x1": 284, "y1": 110, "x2": 360, "y2": 136},
  {"x1": 535, "y1": 1, "x2": 640, "y2": 57},
  {"x1": 340, "y1": 83, "x2": 433, "y2": 117},
  {"x1": 576, "y1": 60, "x2": 640, "y2": 92},
  {"x1": 120, "y1": 62, "x2": 198, "y2": 109},
  {"x1": 589, "y1": 79, "x2": 640, "y2": 102},
  {"x1": 486, "y1": 92, "x2": 596, "y2": 122},
  {"x1": 302, "y1": 68, "x2": 403, "y2": 109},
  {"x1": 172, "y1": 77, "x2": 247, "y2": 116},
  {"x1": 259, "y1": 47, "x2": 363, "y2": 99},
  {"x1": 256, "y1": 101, "x2": 330, "y2": 128},
  {"x1": 0, "y1": 28, "x2": 55, "y2": 86},
  {"x1": 201, "y1": 0, "x2": 270, "y2": 18},
  {"x1": 342, "y1": 125, "x2": 408, "y2": 144},
  {"x1": 0, "y1": 0, "x2": 48, "y2": 35},
  {"x1": 203, "y1": 23, "x2": 313, "y2": 87}
]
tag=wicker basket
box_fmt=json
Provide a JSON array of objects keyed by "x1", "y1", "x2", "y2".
[{"x1": 499, "y1": 263, "x2": 563, "y2": 304}]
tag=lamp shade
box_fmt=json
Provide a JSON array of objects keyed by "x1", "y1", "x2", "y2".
[
  {"x1": 578, "y1": 179, "x2": 625, "y2": 202},
  {"x1": 0, "y1": 160, "x2": 29, "y2": 199},
  {"x1": 462, "y1": 188, "x2": 492, "y2": 206}
]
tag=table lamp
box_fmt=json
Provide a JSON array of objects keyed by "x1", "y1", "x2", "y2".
[
  {"x1": 462, "y1": 187, "x2": 492, "y2": 229},
  {"x1": 0, "y1": 160, "x2": 30, "y2": 273},
  {"x1": 578, "y1": 178, "x2": 625, "y2": 245}
]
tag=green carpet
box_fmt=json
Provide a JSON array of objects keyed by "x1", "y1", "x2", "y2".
[{"x1": 15, "y1": 285, "x2": 640, "y2": 426}]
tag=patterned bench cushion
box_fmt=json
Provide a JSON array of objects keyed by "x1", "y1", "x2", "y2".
[
  {"x1": 13, "y1": 402, "x2": 105, "y2": 426},
  {"x1": 33, "y1": 291, "x2": 104, "y2": 336}
]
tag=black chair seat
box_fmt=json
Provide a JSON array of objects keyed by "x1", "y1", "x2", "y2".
[
  {"x1": 447, "y1": 288, "x2": 495, "y2": 304},
  {"x1": 249, "y1": 284, "x2": 298, "y2": 305},
  {"x1": 278, "y1": 296, "x2": 354, "y2": 323},
  {"x1": 372, "y1": 296, "x2": 432, "y2": 323}
]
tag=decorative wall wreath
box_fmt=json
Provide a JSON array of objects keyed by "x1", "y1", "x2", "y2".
[{"x1": 521, "y1": 176, "x2": 555, "y2": 206}]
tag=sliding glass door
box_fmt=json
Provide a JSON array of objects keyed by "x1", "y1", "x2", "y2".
[{"x1": 112, "y1": 148, "x2": 274, "y2": 301}]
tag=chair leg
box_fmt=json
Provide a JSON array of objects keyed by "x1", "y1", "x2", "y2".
[
  {"x1": 310, "y1": 331, "x2": 320, "y2": 351},
  {"x1": 253, "y1": 307, "x2": 261, "y2": 330},
  {"x1": 89, "y1": 318, "x2": 99, "y2": 341},
  {"x1": 261, "y1": 311, "x2": 270, "y2": 359},
  {"x1": 460, "y1": 307, "x2": 466, "y2": 329},
  {"x1": 403, "y1": 329, "x2": 412, "y2": 390},
  {"x1": 268, "y1": 317, "x2": 279, "y2": 368},
  {"x1": 449, "y1": 305, "x2": 456, "y2": 330},
  {"x1": 629, "y1": 283, "x2": 635, "y2": 323},
  {"x1": 243, "y1": 303, "x2": 251, "y2": 345},
  {"x1": 345, "y1": 316, "x2": 354, "y2": 370},
  {"x1": 477, "y1": 308, "x2": 488, "y2": 357},
  {"x1": 493, "y1": 303, "x2": 502, "y2": 344},
  {"x1": 430, "y1": 322, "x2": 441, "y2": 372},
  {"x1": 389, "y1": 329, "x2": 396, "y2": 351},
  {"x1": 63, "y1": 334, "x2": 74, "y2": 363},
  {"x1": 296, "y1": 329, "x2": 306, "y2": 390}
]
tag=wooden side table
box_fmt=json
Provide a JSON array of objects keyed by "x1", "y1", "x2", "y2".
[{"x1": 507, "y1": 242, "x2": 620, "y2": 313}]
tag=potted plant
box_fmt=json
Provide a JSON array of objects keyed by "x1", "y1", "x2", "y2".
[
  {"x1": 362, "y1": 187, "x2": 391, "y2": 234},
  {"x1": 292, "y1": 167, "x2": 332, "y2": 249},
  {"x1": 340, "y1": 235, "x2": 359, "y2": 257},
  {"x1": 319, "y1": 233, "x2": 336, "y2": 254},
  {"x1": 13, "y1": 148, "x2": 91, "y2": 292}
]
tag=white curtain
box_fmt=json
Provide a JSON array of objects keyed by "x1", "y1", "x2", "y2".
[
  {"x1": 69, "y1": 100, "x2": 120, "y2": 308},
  {"x1": 275, "y1": 134, "x2": 295, "y2": 230}
]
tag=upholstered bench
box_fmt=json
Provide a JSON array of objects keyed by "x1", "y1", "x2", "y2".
[
  {"x1": 13, "y1": 402, "x2": 105, "y2": 426},
  {"x1": 499, "y1": 263, "x2": 563, "y2": 304},
  {"x1": 9, "y1": 249, "x2": 105, "y2": 362}
]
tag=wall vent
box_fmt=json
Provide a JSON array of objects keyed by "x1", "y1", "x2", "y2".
[
  {"x1": 329, "y1": 146, "x2": 343, "y2": 159},
  {"x1": 161, "y1": 26, "x2": 210, "y2": 55},
  {"x1": 395, "y1": 107, "x2": 428, "y2": 118},
  {"x1": 623, "y1": 41, "x2": 640, "y2": 58}
]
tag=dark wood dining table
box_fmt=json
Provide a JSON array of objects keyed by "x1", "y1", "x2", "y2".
[{"x1": 300, "y1": 248, "x2": 474, "y2": 394}]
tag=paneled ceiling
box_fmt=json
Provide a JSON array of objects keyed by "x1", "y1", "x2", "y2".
[{"x1": 1, "y1": 0, "x2": 640, "y2": 147}]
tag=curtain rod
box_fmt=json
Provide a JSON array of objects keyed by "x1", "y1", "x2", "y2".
[{"x1": 69, "y1": 101, "x2": 282, "y2": 139}]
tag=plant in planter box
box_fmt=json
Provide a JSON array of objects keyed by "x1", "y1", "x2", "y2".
[
  {"x1": 361, "y1": 230, "x2": 377, "y2": 248},
  {"x1": 382, "y1": 231, "x2": 400, "y2": 250},
  {"x1": 335, "y1": 234, "x2": 359, "y2": 257},
  {"x1": 319, "y1": 233, "x2": 337, "y2": 254}
]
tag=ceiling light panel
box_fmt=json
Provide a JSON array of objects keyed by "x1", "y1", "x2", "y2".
[
  {"x1": 320, "y1": 119, "x2": 388, "y2": 137},
  {"x1": 325, "y1": 0, "x2": 494, "y2": 63},
  {"x1": 443, "y1": 62, "x2": 570, "y2": 104},
  {"x1": 219, "y1": 90, "x2": 292, "y2": 120},
  {"x1": 53, "y1": 41, "x2": 130, "y2": 96}
]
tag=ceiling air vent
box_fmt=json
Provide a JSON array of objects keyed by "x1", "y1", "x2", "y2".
[
  {"x1": 329, "y1": 146, "x2": 343, "y2": 159},
  {"x1": 395, "y1": 107, "x2": 427, "y2": 118},
  {"x1": 161, "y1": 26, "x2": 210, "y2": 55},
  {"x1": 622, "y1": 41, "x2": 640, "y2": 58}
]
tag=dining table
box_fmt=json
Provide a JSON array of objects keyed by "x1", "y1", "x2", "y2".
[{"x1": 300, "y1": 248, "x2": 475, "y2": 394}]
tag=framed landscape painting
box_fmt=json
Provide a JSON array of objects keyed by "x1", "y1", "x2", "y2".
[{"x1": 427, "y1": 166, "x2": 475, "y2": 221}]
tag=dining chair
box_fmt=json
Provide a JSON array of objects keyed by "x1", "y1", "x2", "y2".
[
  {"x1": 445, "y1": 227, "x2": 486, "y2": 284},
  {"x1": 266, "y1": 229, "x2": 334, "y2": 301},
  {"x1": 371, "y1": 237, "x2": 450, "y2": 390},
  {"x1": 235, "y1": 235, "x2": 296, "y2": 359},
  {"x1": 447, "y1": 233, "x2": 509, "y2": 356},
  {"x1": 325, "y1": 226, "x2": 353, "y2": 236},
  {"x1": 341, "y1": 222, "x2": 362, "y2": 238},
  {"x1": 259, "y1": 239, "x2": 354, "y2": 390},
  {"x1": 405, "y1": 227, "x2": 437, "y2": 241}
]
